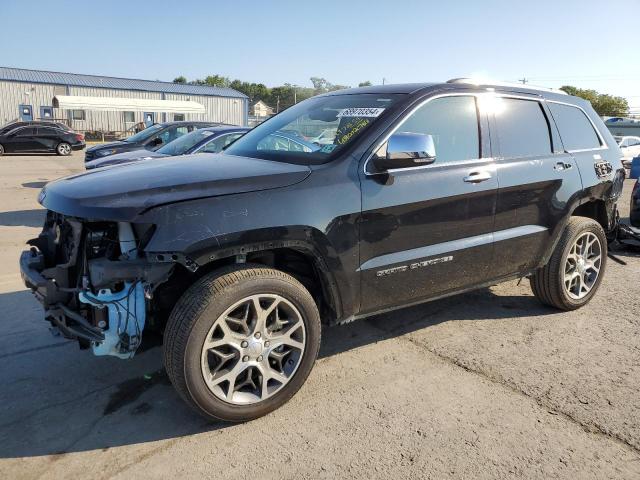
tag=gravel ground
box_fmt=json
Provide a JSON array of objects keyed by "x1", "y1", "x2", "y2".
[{"x1": 0, "y1": 152, "x2": 639, "y2": 479}]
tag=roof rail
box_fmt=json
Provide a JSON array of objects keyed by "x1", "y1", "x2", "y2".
[{"x1": 446, "y1": 78, "x2": 568, "y2": 95}]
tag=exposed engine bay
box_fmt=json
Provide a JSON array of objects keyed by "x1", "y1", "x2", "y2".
[{"x1": 20, "y1": 212, "x2": 173, "y2": 358}]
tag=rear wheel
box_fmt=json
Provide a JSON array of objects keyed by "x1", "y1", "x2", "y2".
[
  {"x1": 164, "y1": 265, "x2": 321, "y2": 422},
  {"x1": 0, "y1": 144, "x2": 4, "y2": 156},
  {"x1": 530, "y1": 216, "x2": 606, "y2": 310},
  {"x1": 56, "y1": 142, "x2": 71, "y2": 156}
]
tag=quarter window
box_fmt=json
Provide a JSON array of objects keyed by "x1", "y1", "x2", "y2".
[
  {"x1": 547, "y1": 102, "x2": 601, "y2": 151},
  {"x1": 494, "y1": 98, "x2": 551, "y2": 158},
  {"x1": 396, "y1": 96, "x2": 480, "y2": 163}
]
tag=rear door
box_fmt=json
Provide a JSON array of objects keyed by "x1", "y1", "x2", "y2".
[
  {"x1": 358, "y1": 94, "x2": 498, "y2": 315},
  {"x1": 489, "y1": 95, "x2": 583, "y2": 278},
  {"x1": 34, "y1": 127, "x2": 60, "y2": 151}
]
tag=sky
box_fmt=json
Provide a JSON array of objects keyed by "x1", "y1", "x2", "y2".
[{"x1": 2, "y1": 0, "x2": 639, "y2": 112}]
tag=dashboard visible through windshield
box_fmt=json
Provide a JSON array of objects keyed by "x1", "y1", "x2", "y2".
[{"x1": 225, "y1": 93, "x2": 404, "y2": 164}]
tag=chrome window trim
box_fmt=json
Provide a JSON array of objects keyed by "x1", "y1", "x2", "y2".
[
  {"x1": 545, "y1": 99, "x2": 608, "y2": 153},
  {"x1": 385, "y1": 156, "x2": 494, "y2": 174}
]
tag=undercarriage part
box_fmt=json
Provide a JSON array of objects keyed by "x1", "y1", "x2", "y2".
[{"x1": 79, "y1": 281, "x2": 146, "y2": 359}]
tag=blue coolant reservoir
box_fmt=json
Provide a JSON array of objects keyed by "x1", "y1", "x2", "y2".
[{"x1": 79, "y1": 281, "x2": 146, "y2": 359}]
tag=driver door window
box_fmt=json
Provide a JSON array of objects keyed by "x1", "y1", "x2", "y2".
[{"x1": 396, "y1": 96, "x2": 480, "y2": 164}]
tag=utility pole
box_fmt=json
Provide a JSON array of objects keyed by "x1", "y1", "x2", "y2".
[{"x1": 518, "y1": 77, "x2": 528, "y2": 84}]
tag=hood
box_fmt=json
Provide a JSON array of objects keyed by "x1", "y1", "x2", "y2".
[
  {"x1": 85, "y1": 149, "x2": 166, "y2": 169},
  {"x1": 39, "y1": 153, "x2": 312, "y2": 222}
]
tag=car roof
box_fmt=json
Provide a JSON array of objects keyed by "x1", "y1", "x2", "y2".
[
  {"x1": 199, "y1": 126, "x2": 251, "y2": 133},
  {"x1": 321, "y1": 80, "x2": 573, "y2": 103}
]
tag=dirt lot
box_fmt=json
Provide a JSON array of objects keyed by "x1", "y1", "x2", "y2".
[{"x1": 0, "y1": 152, "x2": 639, "y2": 479}]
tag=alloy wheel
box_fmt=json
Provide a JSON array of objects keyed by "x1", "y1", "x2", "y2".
[
  {"x1": 58, "y1": 143, "x2": 71, "y2": 155},
  {"x1": 563, "y1": 231, "x2": 602, "y2": 300},
  {"x1": 200, "y1": 294, "x2": 306, "y2": 405}
]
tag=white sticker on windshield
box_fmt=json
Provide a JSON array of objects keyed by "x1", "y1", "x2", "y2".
[{"x1": 336, "y1": 107, "x2": 385, "y2": 118}]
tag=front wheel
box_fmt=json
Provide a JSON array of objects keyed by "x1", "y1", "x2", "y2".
[
  {"x1": 530, "y1": 216, "x2": 607, "y2": 311},
  {"x1": 164, "y1": 265, "x2": 321, "y2": 422},
  {"x1": 56, "y1": 142, "x2": 71, "y2": 156}
]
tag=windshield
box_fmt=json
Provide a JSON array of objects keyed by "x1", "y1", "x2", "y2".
[
  {"x1": 225, "y1": 93, "x2": 404, "y2": 164},
  {"x1": 158, "y1": 129, "x2": 213, "y2": 155},
  {"x1": 124, "y1": 124, "x2": 163, "y2": 143}
]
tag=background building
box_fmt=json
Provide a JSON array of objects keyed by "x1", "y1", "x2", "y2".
[{"x1": 0, "y1": 67, "x2": 248, "y2": 135}]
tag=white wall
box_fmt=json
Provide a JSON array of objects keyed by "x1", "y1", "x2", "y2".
[{"x1": 0, "y1": 80, "x2": 247, "y2": 133}]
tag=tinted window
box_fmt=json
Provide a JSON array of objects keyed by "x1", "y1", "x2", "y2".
[
  {"x1": 201, "y1": 133, "x2": 244, "y2": 153},
  {"x1": 158, "y1": 126, "x2": 189, "y2": 144},
  {"x1": 548, "y1": 102, "x2": 601, "y2": 151},
  {"x1": 38, "y1": 127, "x2": 60, "y2": 136},
  {"x1": 495, "y1": 99, "x2": 551, "y2": 158},
  {"x1": 16, "y1": 127, "x2": 36, "y2": 136},
  {"x1": 397, "y1": 96, "x2": 480, "y2": 163}
]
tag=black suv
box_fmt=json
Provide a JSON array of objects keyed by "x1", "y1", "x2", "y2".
[
  {"x1": 20, "y1": 80, "x2": 624, "y2": 422},
  {"x1": 0, "y1": 123, "x2": 84, "y2": 156},
  {"x1": 83, "y1": 121, "x2": 218, "y2": 162}
]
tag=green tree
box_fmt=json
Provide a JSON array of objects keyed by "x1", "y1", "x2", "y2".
[
  {"x1": 358, "y1": 81, "x2": 372, "y2": 87},
  {"x1": 560, "y1": 86, "x2": 629, "y2": 117},
  {"x1": 173, "y1": 76, "x2": 187, "y2": 84}
]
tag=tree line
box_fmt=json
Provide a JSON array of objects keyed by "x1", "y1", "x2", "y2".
[
  {"x1": 173, "y1": 75, "x2": 373, "y2": 112},
  {"x1": 173, "y1": 75, "x2": 629, "y2": 117}
]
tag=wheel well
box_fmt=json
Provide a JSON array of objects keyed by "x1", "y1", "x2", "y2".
[
  {"x1": 152, "y1": 248, "x2": 337, "y2": 329},
  {"x1": 571, "y1": 200, "x2": 608, "y2": 230}
]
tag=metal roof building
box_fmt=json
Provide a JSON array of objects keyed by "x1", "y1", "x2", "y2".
[{"x1": 0, "y1": 67, "x2": 248, "y2": 134}]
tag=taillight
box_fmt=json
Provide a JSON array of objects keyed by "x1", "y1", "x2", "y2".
[{"x1": 76, "y1": 133, "x2": 84, "y2": 141}]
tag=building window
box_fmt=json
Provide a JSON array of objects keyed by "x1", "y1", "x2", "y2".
[
  {"x1": 174, "y1": 113, "x2": 185, "y2": 121},
  {"x1": 123, "y1": 111, "x2": 135, "y2": 123},
  {"x1": 72, "y1": 110, "x2": 86, "y2": 121}
]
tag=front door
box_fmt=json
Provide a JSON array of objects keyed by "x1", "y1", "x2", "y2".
[
  {"x1": 4, "y1": 126, "x2": 39, "y2": 152},
  {"x1": 19, "y1": 104, "x2": 33, "y2": 121},
  {"x1": 358, "y1": 94, "x2": 498, "y2": 315},
  {"x1": 143, "y1": 112, "x2": 155, "y2": 127}
]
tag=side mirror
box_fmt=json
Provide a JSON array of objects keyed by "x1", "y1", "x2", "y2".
[{"x1": 371, "y1": 133, "x2": 436, "y2": 172}]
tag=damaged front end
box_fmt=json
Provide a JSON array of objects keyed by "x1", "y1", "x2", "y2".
[{"x1": 20, "y1": 212, "x2": 173, "y2": 358}]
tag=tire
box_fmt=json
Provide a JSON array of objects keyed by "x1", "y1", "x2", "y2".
[
  {"x1": 0, "y1": 144, "x2": 4, "y2": 156},
  {"x1": 56, "y1": 142, "x2": 71, "y2": 156},
  {"x1": 530, "y1": 216, "x2": 607, "y2": 311},
  {"x1": 164, "y1": 265, "x2": 321, "y2": 422}
]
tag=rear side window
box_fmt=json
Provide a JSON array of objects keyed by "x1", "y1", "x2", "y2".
[
  {"x1": 548, "y1": 102, "x2": 602, "y2": 151},
  {"x1": 494, "y1": 98, "x2": 551, "y2": 158},
  {"x1": 398, "y1": 96, "x2": 480, "y2": 163}
]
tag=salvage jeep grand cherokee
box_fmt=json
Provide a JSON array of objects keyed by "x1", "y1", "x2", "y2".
[{"x1": 20, "y1": 80, "x2": 624, "y2": 422}]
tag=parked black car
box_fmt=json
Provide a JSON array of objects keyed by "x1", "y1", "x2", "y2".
[
  {"x1": 0, "y1": 120, "x2": 72, "y2": 136},
  {"x1": 84, "y1": 121, "x2": 218, "y2": 162},
  {"x1": 0, "y1": 124, "x2": 84, "y2": 155},
  {"x1": 21, "y1": 80, "x2": 625, "y2": 422},
  {"x1": 631, "y1": 178, "x2": 640, "y2": 227},
  {"x1": 85, "y1": 126, "x2": 250, "y2": 169}
]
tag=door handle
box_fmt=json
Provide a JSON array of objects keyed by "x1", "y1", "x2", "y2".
[
  {"x1": 463, "y1": 170, "x2": 492, "y2": 183},
  {"x1": 554, "y1": 161, "x2": 573, "y2": 171}
]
